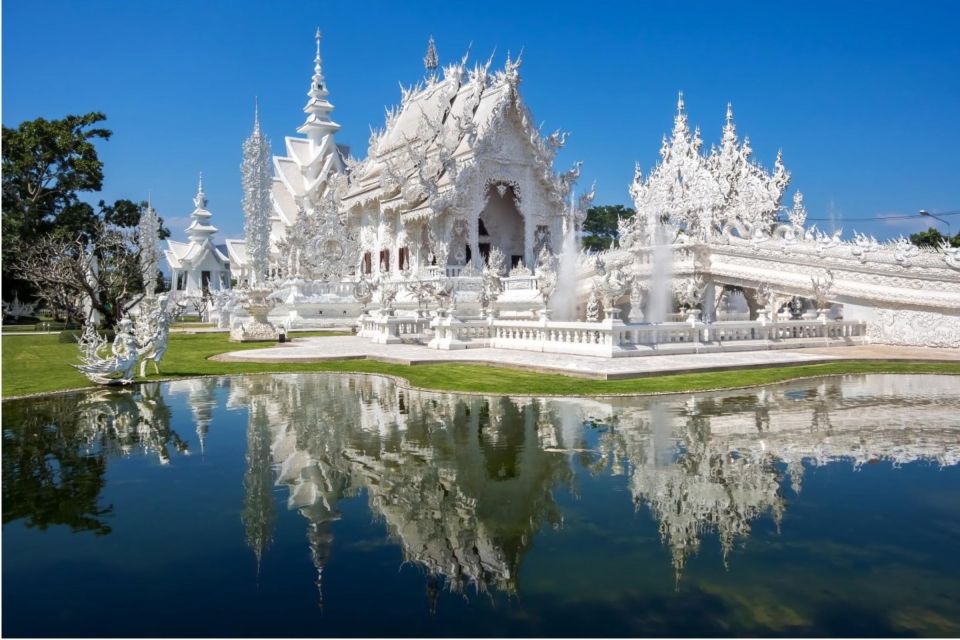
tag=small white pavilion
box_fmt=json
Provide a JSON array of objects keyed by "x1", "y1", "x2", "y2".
[{"x1": 165, "y1": 176, "x2": 232, "y2": 296}]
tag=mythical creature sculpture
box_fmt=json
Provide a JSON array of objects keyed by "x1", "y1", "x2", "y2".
[
  {"x1": 535, "y1": 246, "x2": 558, "y2": 309},
  {"x1": 74, "y1": 317, "x2": 140, "y2": 385},
  {"x1": 676, "y1": 276, "x2": 707, "y2": 310},
  {"x1": 940, "y1": 239, "x2": 960, "y2": 270},
  {"x1": 628, "y1": 279, "x2": 645, "y2": 323},
  {"x1": 891, "y1": 236, "x2": 920, "y2": 265},
  {"x1": 135, "y1": 296, "x2": 172, "y2": 377},
  {"x1": 585, "y1": 285, "x2": 601, "y2": 322},
  {"x1": 596, "y1": 267, "x2": 629, "y2": 315},
  {"x1": 353, "y1": 276, "x2": 375, "y2": 313},
  {"x1": 479, "y1": 247, "x2": 506, "y2": 315}
]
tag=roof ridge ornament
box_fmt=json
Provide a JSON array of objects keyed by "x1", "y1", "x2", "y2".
[
  {"x1": 423, "y1": 35, "x2": 439, "y2": 77},
  {"x1": 194, "y1": 172, "x2": 207, "y2": 209}
]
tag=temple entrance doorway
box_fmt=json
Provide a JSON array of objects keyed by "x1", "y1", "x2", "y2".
[{"x1": 479, "y1": 183, "x2": 524, "y2": 266}]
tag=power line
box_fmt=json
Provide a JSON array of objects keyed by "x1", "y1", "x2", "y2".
[{"x1": 804, "y1": 210, "x2": 960, "y2": 222}]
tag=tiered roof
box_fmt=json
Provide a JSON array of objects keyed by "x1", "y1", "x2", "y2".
[
  {"x1": 271, "y1": 29, "x2": 345, "y2": 226},
  {"x1": 164, "y1": 175, "x2": 229, "y2": 269}
]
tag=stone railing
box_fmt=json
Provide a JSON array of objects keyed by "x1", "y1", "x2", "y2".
[
  {"x1": 489, "y1": 317, "x2": 867, "y2": 357},
  {"x1": 427, "y1": 315, "x2": 491, "y2": 350},
  {"x1": 359, "y1": 306, "x2": 867, "y2": 356},
  {"x1": 357, "y1": 312, "x2": 431, "y2": 344}
]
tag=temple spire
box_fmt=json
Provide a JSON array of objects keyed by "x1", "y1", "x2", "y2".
[
  {"x1": 672, "y1": 90, "x2": 689, "y2": 137},
  {"x1": 186, "y1": 171, "x2": 217, "y2": 243},
  {"x1": 253, "y1": 96, "x2": 261, "y2": 135},
  {"x1": 298, "y1": 27, "x2": 340, "y2": 142},
  {"x1": 193, "y1": 172, "x2": 206, "y2": 209},
  {"x1": 423, "y1": 35, "x2": 438, "y2": 76}
]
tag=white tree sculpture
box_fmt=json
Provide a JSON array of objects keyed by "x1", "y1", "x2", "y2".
[
  {"x1": 242, "y1": 102, "x2": 273, "y2": 285},
  {"x1": 627, "y1": 95, "x2": 790, "y2": 244},
  {"x1": 138, "y1": 200, "x2": 162, "y2": 297}
]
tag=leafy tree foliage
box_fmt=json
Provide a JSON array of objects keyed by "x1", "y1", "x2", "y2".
[
  {"x1": 582, "y1": 204, "x2": 635, "y2": 251},
  {"x1": 2, "y1": 113, "x2": 169, "y2": 315},
  {"x1": 909, "y1": 226, "x2": 960, "y2": 249}
]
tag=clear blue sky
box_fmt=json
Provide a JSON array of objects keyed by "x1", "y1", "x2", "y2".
[{"x1": 4, "y1": 0, "x2": 959, "y2": 243}]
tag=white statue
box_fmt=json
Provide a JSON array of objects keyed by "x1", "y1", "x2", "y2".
[
  {"x1": 136, "y1": 296, "x2": 172, "y2": 377},
  {"x1": 74, "y1": 317, "x2": 140, "y2": 385}
]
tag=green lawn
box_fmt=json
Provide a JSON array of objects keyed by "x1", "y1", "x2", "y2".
[{"x1": 3, "y1": 332, "x2": 959, "y2": 399}]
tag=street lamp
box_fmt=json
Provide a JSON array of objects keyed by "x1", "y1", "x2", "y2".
[{"x1": 919, "y1": 209, "x2": 951, "y2": 232}]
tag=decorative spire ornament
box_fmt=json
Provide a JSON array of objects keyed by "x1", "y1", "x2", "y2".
[
  {"x1": 423, "y1": 35, "x2": 438, "y2": 76},
  {"x1": 194, "y1": 172, "x2": 207, "y2": 209},
  {"x1": 298, "y1": 28, "x2": 341, "y2": 142},
  {"x1": 242, "y1": 101, "x2": 273, "y2": 285},
  {"x1": 138, "y1": 197, "x2": 162, "y2": 297}
]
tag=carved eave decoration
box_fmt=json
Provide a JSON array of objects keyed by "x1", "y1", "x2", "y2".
[{"x1": 341, "y1": 50, "x2": 580, "y2": 225}]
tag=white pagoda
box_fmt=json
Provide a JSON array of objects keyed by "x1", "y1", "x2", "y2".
[{"x1": 164, "y1": 176, "x2": 232, "y2": 295}]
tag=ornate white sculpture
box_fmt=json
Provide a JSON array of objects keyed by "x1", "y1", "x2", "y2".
[
  {"x1": 597, "y1": 267, "x2": 629, "y2": 319},
  {"x1": 242, "y1": 101, "x2": 273, "y2": 285},
  {"x1": 137, "y1": 200, "x2": 162, "y2": 297},
  {"x1": 585, "y1": 284, "x2": 601, "y2": 322},
  {"x1": 74, "y1": 317, "x2": 140, "y2": 385},
  {"x1": 1, "y1": 293, "x2": 37, "y2": 321},
  {"x1": 811, "y1": 270, "x2": 834, "y2": 317},
  {"x1": 135, "y1": 295, "x2": 172, "y2": 376},
  {"x1": 535, "y1": 246, "x2": 558, "y2": 314},
  {"x1": 628, "y1": 279, "x2": 645, "y2": 323}
]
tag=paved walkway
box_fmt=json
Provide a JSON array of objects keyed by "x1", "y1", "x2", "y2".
[{"x1": 217, "y1": 336, "x2": 904, "y2": 379}]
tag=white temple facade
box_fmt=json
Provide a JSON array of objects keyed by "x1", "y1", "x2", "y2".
[
  {"x1": 164, "y1": 177, "x2": 232, "y2": 296},
  {"x1": 340, "y1": 44, "x2": 583, "y2": 277},
  {"x1": 217, "y1": 33, "x2": 583, "y2": 282},
  {"x1": 176, "y1": 30, "x2": 959, "y2": 349}
]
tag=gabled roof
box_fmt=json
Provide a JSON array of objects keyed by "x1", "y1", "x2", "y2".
[
  {"x1": 164, "y1": 237, "x2": 229, "y2": 270},
  {"x1": 225, "y1": 238, "x2": 248, "y2": 267},
  {"x1": 342, "y1": 54, "x2": 571, "y2": 216}
]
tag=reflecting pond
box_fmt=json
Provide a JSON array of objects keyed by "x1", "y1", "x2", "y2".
[{"x1": 3, "y1": 374, "x2": 960, "y2": 637}]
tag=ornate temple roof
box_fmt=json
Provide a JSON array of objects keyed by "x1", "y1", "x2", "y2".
[
  {"x1": 270, "y1": 30, "x2": 345, "y2": 227},
  {"x1": 164, "y1": 176, "x2": 230, "y2": 269},
  {"x1": 342, "y1": 44, "x2": 575, "y2": 219}
]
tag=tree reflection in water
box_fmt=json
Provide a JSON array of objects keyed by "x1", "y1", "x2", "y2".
[
  {"x1": 4, "y1": 373, "x2": 959, "y2": 606},
  {"x1": 2, "y1": 383, "x2": 183, "y2": 534}
]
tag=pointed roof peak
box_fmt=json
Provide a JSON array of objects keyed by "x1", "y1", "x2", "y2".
[
  {"x1": 423, "y1": 35, "x2": 438, "y2": 74},
  {"x1": 253, "y1": 97, "x2": 261, "y2": 135},
  {"x1": 726, "y1": 102, "x2": 734, "y2": 124},
  {"x1": 677, "y1": 90, "x2": 685, "y2": 114},
  {"x1": 193, "y1": 172, "x2": 207, "y2": 210}
]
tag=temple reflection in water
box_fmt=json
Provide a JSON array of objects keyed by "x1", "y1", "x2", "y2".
[
  {"x1": 3, "y1": 373, "x2": 958, "y2": 606},
  {"x1": 217, "y1": 373, "x2": 960, "y2": 598}
]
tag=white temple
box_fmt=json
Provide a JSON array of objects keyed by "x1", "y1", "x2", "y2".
[
  {"x1": 163, "y1": 30, "x2": 960, "y2": 350},
  {"x1": 164, "y1": 176, "x2": 231, "y2": 296}
]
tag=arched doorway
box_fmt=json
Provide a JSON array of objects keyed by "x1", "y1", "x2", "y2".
[{"x1": 479, "y1": 183, "x2": 525, "y2": 268}]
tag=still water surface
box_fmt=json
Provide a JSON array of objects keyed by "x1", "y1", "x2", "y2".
[{"x1": 3, "y1": 373, "x2": 960, "y2": 637}]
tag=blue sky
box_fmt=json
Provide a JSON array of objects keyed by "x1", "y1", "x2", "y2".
[{"x1": 4, "y1": 0, "x2": 959, "y2": 243}]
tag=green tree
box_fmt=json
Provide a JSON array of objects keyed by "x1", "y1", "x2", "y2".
[
  {"x1": 582, "y1": 204, "x2": 635, "y2": 251},
  {"x1": 2, "y1": 113, "x2": 169, "y2": 314},
  {"x1": 909, "y1": 226, "x2": 960, "y2": 249}
]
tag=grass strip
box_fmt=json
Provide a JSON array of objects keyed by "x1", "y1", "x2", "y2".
[{"x1": 3, "y1": 332, "x2": 958, "y2": 399}]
